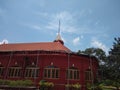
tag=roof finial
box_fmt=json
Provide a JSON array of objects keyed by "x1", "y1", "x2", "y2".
[
  {"x1": 58, "y1": 19, "x2": 60, "y2": 34},
  {"x1": 53, "y1": 20, "x2": 64, "y2": 45}
]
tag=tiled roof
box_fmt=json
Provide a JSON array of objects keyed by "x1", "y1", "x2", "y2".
[{"x1": 0, "y1": 41, "x2": 71, "y2": 53}]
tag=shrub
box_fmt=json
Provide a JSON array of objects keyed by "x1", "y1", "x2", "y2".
[
  {"x1": 65, "y1": 84, "x2": 72, "y2": 88},
  {"x1": 39, "y1": 80, "x2": 54, "y2": 87},
  {"x1": 86, "y1": 83, "x2": 103, "y2": 90},
  {"x1": 72, "y1": 83, "x2": 81, "y2": 89},
  {"x1": 0, "y1": 79, "x2": 10, "y2": 85},
  {"x1": 23, "y1": 80, "x2": 33, "y2": 86},
  {"x1": 86, "y1": 83, "x2": 92, "y2": 90},
  {"x1": 0, "y1": 79, "x2": 4, "y2": 85},
  {"x1": 9, "y1": 80, "x2": 17, "y2": 86},
  {"x1": 0, "y1": 79, "x2": 33, "y2": 87},
  {"x1": 65, "y1": 83, "x2": 81, "y2": 90},
  {"x1": 104, "y1": 80, "x2": 113, "y2": 86}
]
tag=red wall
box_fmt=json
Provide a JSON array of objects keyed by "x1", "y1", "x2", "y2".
[{"x1": 0, "y1": 51, "x2": 98, "y2": 90}]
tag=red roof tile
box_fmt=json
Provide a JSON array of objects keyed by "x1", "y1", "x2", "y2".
[{"x1": 0, "y1": 42, "x2": 71, "y2": 53}]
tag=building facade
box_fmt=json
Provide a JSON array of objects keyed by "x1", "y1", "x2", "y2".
[{"x1": 0, "y1": 34, "x2": 98, "y2": 90}]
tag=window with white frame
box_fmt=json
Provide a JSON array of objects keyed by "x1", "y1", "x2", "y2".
[
  {"x1": 44, "y1": 66, "x2": 59, "y2": 79},
  {"x1": 66, "y1": 67, "x2": 80, "y2": 80},
  {"x1": 8, "y1": 66, "x2": 21, "y2": 77},
  {"x1": 25, "y1": 67, "x2": 39, "y2": 78},
  {"x1": 85, "y1": 69, "x2": 92, "y2": 81}
]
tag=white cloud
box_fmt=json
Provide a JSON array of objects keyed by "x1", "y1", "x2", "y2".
[
  {"x1": 45, "y1": 11, "x2": 77, "y2": 33},
  {"x1": 0, "y1": 39, "x2": 9, "y2": 45},
  {"x1": 25, "y1": 10, "x2": 106, "y2": 36},
  {"x1": 25, "y1": 11, "x2": 107, "y2": 37},
  {"x1": 72, "y1": 37, "x2": 80, "y2": 46},
  {"x1": 52, "y1": 11, "x2": 73, "y2": 21},
  {"x1": 91, "y1": 38, "x2": 108, "y2": 54},
  {"x1": 45, "y1": 10, "x2": 102, "y2": 34}
]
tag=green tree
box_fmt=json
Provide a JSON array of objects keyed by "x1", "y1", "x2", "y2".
[
  {"x1": 107, "y1": 37, "x2": 120, "y2": 90},
  {"x1": 77, "y1": 48, "x2": 108, "y2": 81},
  {"x1": 78, "y1": 48, "x2": 107, "y2": 65}
]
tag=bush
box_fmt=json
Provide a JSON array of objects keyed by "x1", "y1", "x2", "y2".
[
  {"x1": 65, "y1": 84, "x2": 72, "y2": 88},
  {"x1": 0, "y1": 79, "x2": 10, "y2": 85},
  {"x1": 72, "y1": 83, "x2": 81, "y2": 89},
  {"x1": 0, "y1": 79, "x2": 33, "y2": 87},
  {"x1": 22, "y1": 80, "x2": 33, "y2": 86},
  {"x1": 104, "y1": 80, "x2": 113, "y2": 86},
  {"x1": 86, "y1": 83, "x2": 92, "y2": 90},
  {"x1": 65, "y1": 83, "x2": 81, "y2": 90},
  {"x1": 0, "y1": 79, "x2": 4, "y2": 85},
  {"x1": 9, "y1": 80, "x2": 17, "y2": 86},
  {"x1": 39, "y1": 80, "x2": 54, "y2": 87},
  {"x1": 86, "y1": 83, "x2": 103, "y2": 90}
]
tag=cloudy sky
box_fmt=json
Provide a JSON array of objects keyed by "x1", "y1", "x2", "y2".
[{"x1": 0, "y1": 0, "x2": 120, "y2": 54}]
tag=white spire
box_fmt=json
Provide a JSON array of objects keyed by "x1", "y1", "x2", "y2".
[
  {"x1": 56, "y1": 20, "x2": 62, "y2": 40},
  {"x1": 58, "y1": 20, "x2": 60, "y2": 34},
  {"x1": 54, "y1": 20, "x2": 64, "y2": 44},
  {"x1": 56, "y1": 33, "x2": 62, "y2": 41}
]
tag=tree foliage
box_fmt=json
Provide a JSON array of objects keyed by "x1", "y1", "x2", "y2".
[
  {"x1": 106, "y1": 37, "x2": 120, "y2": 89},
  {"x1": 77, "y1": 37, "x2": 120, "y2": 89},
  {"x1": 78, "y1": 48, "x2": 107, "y2": 65}
]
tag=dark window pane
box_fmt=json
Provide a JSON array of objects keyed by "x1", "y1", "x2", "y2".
[
  {"x1": 44, "y1": 69, "x2": 47, "y2": 78},
  {"x1": 0, "y1": 67, "x2": 4, "y2": 76},
  {"x1": 56, "y1": 69, "x2": 59, "y2": 78},
  {"x1": 77, "y1": 71, "x2": 79, "y2": 79},
  {"x1": 52, "y1": 69, "x2": 55, "y2": 78},
  {"x1": 74, "y1": 71, "x2": 77, "y2": 79},
  {"x1": 70, "y1": 70, "x2": 72, "y2": 79},
  {"x1": 48, "y1": 69, "x2": 51, "y2": 78}
]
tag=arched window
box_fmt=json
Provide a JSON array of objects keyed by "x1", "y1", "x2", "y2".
[
  {"x1": 44, "y1": 65, "x2": 59, "y2": 79},
  {"x1": 66, "y1": 67, "x2": 79, "y2": 80},
  {"x1": 8, "y1": 66, "x2": 21, "y2": 77},
  {"x1": 0, "y1": 66, "x2": 4, "y2": 77},
  {"x1": 25, "y1": 66, "x2": 39, "y2": 78},
  {"x1": 85, "y1": 69, "x2": 92, "y2": 81}
]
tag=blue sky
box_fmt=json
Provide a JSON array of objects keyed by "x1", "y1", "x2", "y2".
[{"x1": 0, "y1": 0, "x2": 120, "y2": 54}]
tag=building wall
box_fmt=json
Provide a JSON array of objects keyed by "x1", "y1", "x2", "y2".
[{"x1": 0, "y1": 51, "x2": 98, "y2": 90}]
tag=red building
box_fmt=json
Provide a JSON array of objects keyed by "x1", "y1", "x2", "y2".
[{"x1": 0, "y1": 33, "x2": 98, "y2": 90}]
